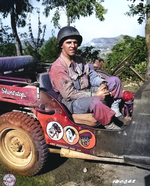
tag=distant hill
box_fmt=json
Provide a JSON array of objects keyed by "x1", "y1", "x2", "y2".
[{"x1": 81, "y1": 35, "x2": 124, "y2": 58}]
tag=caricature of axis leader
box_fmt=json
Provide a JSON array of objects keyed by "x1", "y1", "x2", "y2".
[
  {"x1": 79, "y1": 132, "x2": 92, "y2": 147},
  {"x1": 65, "y1": 127, "x2": 77, "y2": 143}
]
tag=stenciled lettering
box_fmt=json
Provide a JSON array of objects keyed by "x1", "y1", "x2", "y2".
[
  {"x1": 1, "y1": 88, "x2": 27, "y2": 99},
  {"x1": 112, "y1": 179, "x2": 136, "y2": 184}
]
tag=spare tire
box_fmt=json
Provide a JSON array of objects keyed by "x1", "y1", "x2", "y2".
[{"x1": 0, "y1": 111, "x2": 48, "y2": 176}]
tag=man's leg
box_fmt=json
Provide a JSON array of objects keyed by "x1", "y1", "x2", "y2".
[
  {"x1": 72, "y1": 97, "x2": 115, "y2": 126},
  {"x1": 72, "y1": 113, "x2": 97, "y2": 126},
  {"x1": 107, "y1": 76, "x2": 123, "y2": 117},
  {"x1": 106, "y1": 76, "x2": 131, "y2": 125}
]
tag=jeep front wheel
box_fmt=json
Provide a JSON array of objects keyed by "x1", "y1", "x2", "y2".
[{"x1": 0, "y1": 111, "x2": 48, "y2": 176}]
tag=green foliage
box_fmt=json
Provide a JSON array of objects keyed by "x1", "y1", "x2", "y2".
[
  {"x1": 39, "y1": 36, "x2": 60, "y2": 62},
  {"x1": 126, "y1": 0, "x2": 150, "y2": 24},
  {"x1": 52, "y1": 8, "x2": 61, "y2": 28},
  {"x1": 42, "y1": 0, "x2": 107, "y2": 27},
  {"x1": 0, "y1": 43, "x2": 16, "y2": 57},
  {"x1": 0, "y1": 22, "x2": 16, "y2": 56},
  {"x1": 135, "y1": 61, "x2": 147, "y2": 77},
  {"x1": 77, "y1": 46, "x2": 100, "y2": 63},
  {"x1": 106, "y1": 35, "x2": 147, "y2": 81},
  {"x1": 95, "y1": 1, "x2": 107, "y2": 21},
  {"x1": 0, "y1": 0, "x2": 33, "y2": 27},
  {"x1": 0, "y1": 0, "x2": 38, "y2": 55}
]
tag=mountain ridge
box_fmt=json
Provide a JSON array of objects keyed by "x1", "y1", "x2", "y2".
[{"x1": 81, "y1": 35, "x2": 124, "y2": 58}]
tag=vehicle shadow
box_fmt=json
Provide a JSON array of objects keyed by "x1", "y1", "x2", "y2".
[
  {"x1": 37, "y1": 152, "x2": 68, "y2": 175},
  {"x1": 145, "y1": 174, "x2": 150, "y2": 186}
]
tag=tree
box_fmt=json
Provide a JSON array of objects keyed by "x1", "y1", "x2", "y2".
[
  {"x1": 126, "y1": 0, "x2": 150, "y2": 80},
  {"x1": 0, "y1": 20, "x2": 16, "y2": 56},
  {"x1": 106, "y1": 35, "x2": 147, "y2": 82},
  {"x1": 77, "y1": 46, "x2": 100, "y2": 63},
  {"x1": 0, "y1": 0, "x2": 34, "y2": 56},
  {"x1": 39, "y1": 36, "x2": 60, "y2": 62},
  {"x1": 42, "y1": 0, "x2": 107, "y2": 28}
]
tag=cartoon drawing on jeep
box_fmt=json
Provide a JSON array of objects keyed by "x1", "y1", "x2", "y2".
[
  {"x1": 47, "y1": 122, "x2": 63, "y2": 140},
  {"x1": 63, "y1": 126, "x2": 79, "y2": 145}
]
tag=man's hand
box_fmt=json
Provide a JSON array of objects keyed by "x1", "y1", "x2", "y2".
[{"x1": 94, "y1": 83, "x2": 110, "y2": 100}]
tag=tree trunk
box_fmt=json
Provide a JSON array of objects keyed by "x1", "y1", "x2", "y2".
[
  {"x1": 10, "y1": 6, "x2": 22, "y2": 56},
  {"x1": 67, "y1": 15, "x2": 71, "y2": 26},
  {"x1": 145, "y1": 5, "x2": 150, "y2": 79}
]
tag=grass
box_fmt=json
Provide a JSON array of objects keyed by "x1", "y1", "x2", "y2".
[
  {"x1": 0, "y1": 164, "x2": 55, "y2": 186},
  {"x1": 0, "y1": 153, "x2": 66, "y2": 186},
  {"x1": 0, "y1": 155, "x2": 107, "y2": 186},
  {"x1": 122, "y1": 80, "x2": 144, "y2": 93}
]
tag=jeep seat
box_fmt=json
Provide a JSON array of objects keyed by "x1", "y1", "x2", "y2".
[
  {"x1": 0, "y1": 55, "x2": 35, "y2": 73},
  {"x1": 37, "y1": 72, "x2": 58, "y2": 99}
]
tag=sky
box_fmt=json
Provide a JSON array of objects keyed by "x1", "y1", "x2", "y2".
[{"x1": 1, "y1": 0, "x2": 146, "y2": 45}]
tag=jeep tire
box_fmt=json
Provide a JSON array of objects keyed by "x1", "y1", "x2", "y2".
[{"x1": 0, "y1": 111, "x2": 48, "y2": 176}]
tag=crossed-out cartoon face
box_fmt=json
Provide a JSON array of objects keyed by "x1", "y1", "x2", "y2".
[
  {"x1": 47, "y1": 121, "x2": 63, "y2": 141},
  {"x1": 49, "y1": 123, "x2": 61, "y2": 138},
  {"x1": 65, "y1": 128, "x2": 77, "y2": 143}
]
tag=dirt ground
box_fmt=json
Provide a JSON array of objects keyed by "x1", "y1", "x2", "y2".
[
  {"x1": 39, "y1": 152, "x2": 150, "y2": 186},
  {"x1": 0, "y1": 152, "x2": 150, "y2": 186}
]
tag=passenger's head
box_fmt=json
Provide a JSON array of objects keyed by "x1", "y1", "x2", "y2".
[
  {"x1": 93, "y1": 58, "x2": 104, "y2": 71},
  {"x1": 99, "y1": 58, "x2": 104, "y2": 67},
  {"x1": 93, "y1": 59, "x2": 100, "y2": 71}
]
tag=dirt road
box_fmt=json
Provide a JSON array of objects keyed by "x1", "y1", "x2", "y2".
[{"x1": 41, "y1": 153, "x2": 150, "y2": 186}]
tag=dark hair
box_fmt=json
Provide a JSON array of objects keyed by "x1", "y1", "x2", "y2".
[
  {"x1": 98, "y1": 58, "x2": 104, "y2": 62},
  {"x1": 66, "y1": 128, "x2": 75, "y2": 135}
]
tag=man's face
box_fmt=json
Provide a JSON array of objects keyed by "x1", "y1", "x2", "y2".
[
  {"x1": 93, "y1": 60, "x2": 99, "y2": 71},
  {"x1": 62, "y1": 39, "x2": 78, "y2": 57}
]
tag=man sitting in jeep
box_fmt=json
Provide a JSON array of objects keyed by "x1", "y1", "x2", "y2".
[{"x1": 49, "y1": 26, "x2": 126, "y2": 130}]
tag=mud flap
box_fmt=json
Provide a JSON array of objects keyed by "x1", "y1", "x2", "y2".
[{"x1": 124, "y1": 155, "x2": 150, "y2": 169}]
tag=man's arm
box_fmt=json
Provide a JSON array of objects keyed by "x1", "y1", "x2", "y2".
[
  {"x1": 50, "y1": 66, "x2": 91, "y2": 101},
  {"x1": 88, "y1": 66, "x2": 106, "y2": 87}
]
